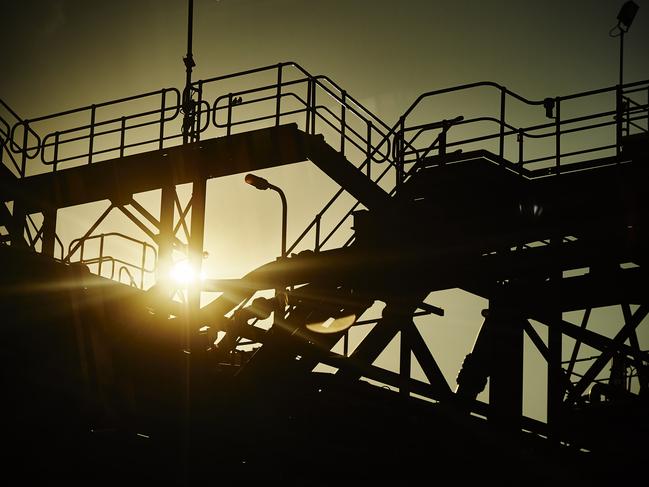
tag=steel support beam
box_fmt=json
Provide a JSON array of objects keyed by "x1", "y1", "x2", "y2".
[
  {"x1": 157, "y1": 184, "x2": 176, "y2": 299},
  {"x1": 565, "y1": 304, "x2": 648, "y2": 405}
]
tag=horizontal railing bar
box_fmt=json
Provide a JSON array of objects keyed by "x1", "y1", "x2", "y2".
[{"x1": 22, "y1": 88, "x2": 181, "y2": 125}]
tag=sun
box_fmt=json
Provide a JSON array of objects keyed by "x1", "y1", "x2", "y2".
[{"x1": 169, "y1": 260, "x2": 198, "y2": 285}]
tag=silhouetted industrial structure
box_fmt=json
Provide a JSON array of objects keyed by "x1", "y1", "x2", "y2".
[{"x1": 1, "y1": 9, "x2": 648, "y2": 483}]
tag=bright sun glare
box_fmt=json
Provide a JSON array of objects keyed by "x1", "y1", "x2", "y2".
[{"x1": 170, "y1": 260, "x2": 200, "y2": 285}]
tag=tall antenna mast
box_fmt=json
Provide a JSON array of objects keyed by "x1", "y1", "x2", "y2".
[{"x1": 182, "y1": 0, "x2": 196, "y2": 144}]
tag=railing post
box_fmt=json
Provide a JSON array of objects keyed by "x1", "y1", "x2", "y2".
[
  {"x1": 310, "y1": 78, "x2": 316, "y2": 134},
  {"x1": 21, "y1": 121, "x2": 29, "y2": 177},
  {"x1": 315, "y1": 213, "x2": 321, "y2": 252},
  {"x1": 159, "y1": 89, "x2": 167, "y2": 150},
  {"x1": 275, "y1": 63, "x2": 283, "y2": 126},
  {"x1": 554, "y1": 97, "x2": 561, "y2": 175},
  {"x1": 439, "y1": 121, "x2": 447, "y2": 158},
  {"x1": 53, "y1": 131, "x2": 60, "y2": 172},
  {"x1": 396, "y1": 116, "x2": 405, "y2": 188},
  {"x1": 517, "y1": 129, "x2": 524, "y2": 174},
  {"x1": 120, "y1": 117, "x2": 126, "y2": 158},
  {"x1": 195, "y1": 81, "x2": 203, "y2": 142},
  {"x1": 499, "y1": 88, "x2": 506, "y2": 160},
  {"x1": 305, "y1": 78, "x2": 312, "y2": 133},
  {"x1": 227, "y1": 93, "x2": 233, "y2": 136},
  {"x1": 624, "y1": 97, "x2": 630, "y2": 137},
  {"x1": 615, "y1": 86, "x2": 623, "y2": 157},
  {"x1": 88, "y1": 104, "x2": 96, "y2": 164},
  {"x1": 340, "y1": 90, "x2": 346, "y2": 155},
  {"x1": 366, "y1": 122, "x2": 372, "y2": 179}
]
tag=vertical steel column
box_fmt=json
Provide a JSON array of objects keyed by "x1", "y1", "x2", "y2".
[
  {"x1": 9, "y1": 200, "x2": 27, "y2": 247},
  {"x1": 188, "y1": 176, "x2": 207, "y2": 351},
  {"x1": 41, "y1": 206, "x2": 57, "y2": 257},
  {"x1": 383, "y1": 297, "x2": 421, "y2": 398},
  {"x1": 399, "y1": 324, "x2": 412, "y2": 399},
  {"x1": 546, "y1": 237, "x2": 563, "y2": 441},
  {"x1": 547, "y1": 314, "x2": 563, "y2": 439},
  {"x1": 157, "y1": 184, "x2": 176, "y2": 296},
  {"x1": 488, "y1": 302, "x2": 524, "y2": 430}
]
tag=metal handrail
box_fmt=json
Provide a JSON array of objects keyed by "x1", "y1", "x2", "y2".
[
  {"x1": 6, "y1": 62, "x2": 648, "y2": 268},
  {"x1": 8, "y1": 62, "x2": 395, "y2": 177},
  {"x1": 393, "y1": 78, "x2": 649, "y2": 177},
  {"x1": 10, "y1": 87, "x2": 182, "y2": 174},
  {"x1": 67, "y1": 232, "x2": 157, "y2": 289}
]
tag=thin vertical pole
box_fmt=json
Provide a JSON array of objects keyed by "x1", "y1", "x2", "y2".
[
  {"x1": 183, "y1": 0, "x2": 196, "y2": 145},
  {"x1": 616, "y1": 86, "x2": 623, "y2": 157},
  {"x1": 619, "y1": 30, "x2": 625, "y2": 89}
]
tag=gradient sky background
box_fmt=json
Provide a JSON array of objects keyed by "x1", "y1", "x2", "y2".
[{"x1": 2, "y1": 0, "x2": 649, "y2": 421}]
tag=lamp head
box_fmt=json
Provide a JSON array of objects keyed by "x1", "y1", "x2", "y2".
[
  {"x1": 245, "y1": 173, "x2": 270, "y2": 190},
  {"x1": 618, "y1": 1, "x2": 639, "y2": 31}
]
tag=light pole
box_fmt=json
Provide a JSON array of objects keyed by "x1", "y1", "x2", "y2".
[
  {"x1": 613, "y1": 1, "x2": 640, "y2": 88},
  {"x1": 245, "y1": 173, "x2": 287, "y2": 259},
  {"x1": 245, "y1": 173, "x2": 289, "y2": 325}
]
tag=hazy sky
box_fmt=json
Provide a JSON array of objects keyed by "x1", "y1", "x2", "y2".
[
  {"x1": 2, "y1": 0, "x2": 648, "y2": 421},
  {"x1": 3, "y1": 0, "x2": 648, "y2": 119}
]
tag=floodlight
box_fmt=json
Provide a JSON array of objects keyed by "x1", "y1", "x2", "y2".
[{"x1": 618, "y1": 1, "x2": 639, "y2": 31}]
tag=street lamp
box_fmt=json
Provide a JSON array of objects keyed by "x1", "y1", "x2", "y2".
[
  {"x1": 245, "y1": 173, "x2": 287, "y2": 259},
  {"x1": 612, "y1": 1, "x2": 640, "y2": 87}
]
